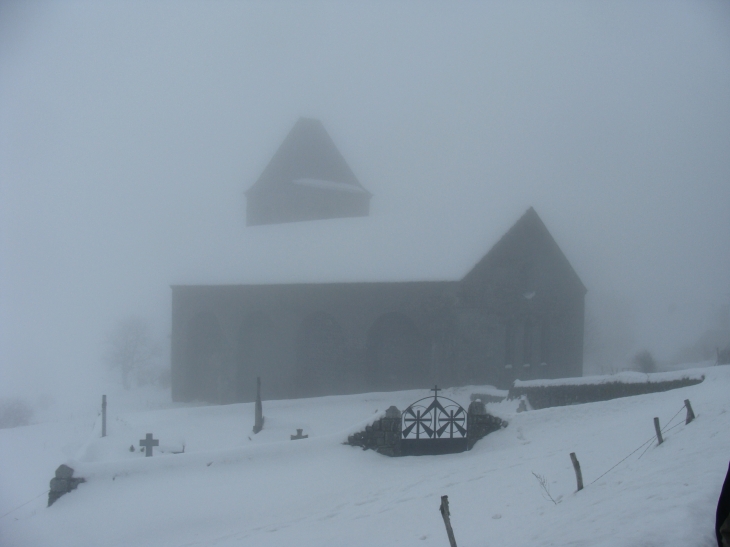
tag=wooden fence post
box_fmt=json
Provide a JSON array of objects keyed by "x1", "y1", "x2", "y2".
[
  {"x1": 439, "y1": 495, "x2": 458, "y2": 547},
  {"x1": 101, "y1": 394, "x2": 107, "y2": 438},
  {"x1": 653, "y1": 417, "x2": 663, "y2": 445},
  {"x1": 253, "y1": 377, "x2": 264, "y2": 434},
  {"x1": 684, "y1": 399, "x2": 695, "y2": 424},
  {"x1": 570, "y1": 452, "x2": 583, "y2": 491}
]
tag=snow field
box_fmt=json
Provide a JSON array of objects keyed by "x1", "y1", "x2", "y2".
[{"x1": 1, "y1": 366, "x2": 729, "y2": 546}]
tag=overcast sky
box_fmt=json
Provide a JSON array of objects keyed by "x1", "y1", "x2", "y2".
[{"x1": 1, "y1": 1, "x2": 729, "y2": 401}]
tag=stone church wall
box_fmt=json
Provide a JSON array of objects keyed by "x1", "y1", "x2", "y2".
[{"x1": 171, "y1": 208, "x2": 587, "y2": 404}]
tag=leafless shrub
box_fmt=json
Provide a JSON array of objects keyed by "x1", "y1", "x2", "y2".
[{"x1": 532, "y1": 472, "x2": 561, "y2": 505}]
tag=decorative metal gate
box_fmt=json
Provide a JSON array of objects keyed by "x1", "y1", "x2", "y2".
[{"x1": 401, "y1": 386, "x2": 468, "y2": 455}]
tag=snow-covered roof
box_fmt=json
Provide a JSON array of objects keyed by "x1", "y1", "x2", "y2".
[
  {"x1": 292, "y1": 178, "x2": 369, "y2": 193},
  {"x1": 172, "y1": 204, "x2": 578, "y2": 287}
]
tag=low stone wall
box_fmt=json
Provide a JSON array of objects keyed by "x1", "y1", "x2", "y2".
[
  {"x1": 466, "y1": 402, "x2": 508, "y2": 450},
  {"x1": 346, "y1": 401, "x2": 507, "y2": 456},
  {"x1": 346, "y1": 406, "x2": 403, "y2": 456},
  {"x1": 48, "y1": 464, "x2": 85, "y2": 507},
  {"x1": 508, "y1": 376, "x2": 705, "y2": 410}
]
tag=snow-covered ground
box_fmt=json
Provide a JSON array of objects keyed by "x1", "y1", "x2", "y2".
[{"x1": 2, "y1": 366, "x2": 729, "y2": 547}]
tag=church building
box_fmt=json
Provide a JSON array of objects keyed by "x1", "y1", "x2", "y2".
[{"x1": 170, "y1": 119, "x2": 586, "y2": 404}]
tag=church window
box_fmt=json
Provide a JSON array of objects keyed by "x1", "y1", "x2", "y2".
[
  {"x1": 505, "y1": 322, "x2": 515, "y2": 366},
  {"x1": 540, "y1": 321, "x2": 550, "y2": 366},
  {"x1": 523, "y1": 320, "x2": 533, "y2": 366}
]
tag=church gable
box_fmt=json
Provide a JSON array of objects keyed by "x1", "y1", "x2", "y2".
[
  {"x1": 454, "y1": 207, "x2": 586, "y2": 384},
  {"x1": 460, "y1": 207, "x2": 586, "y2": 301},
  {"x1": 245, "y1": 118, "x2": 372, "y2": 226}
]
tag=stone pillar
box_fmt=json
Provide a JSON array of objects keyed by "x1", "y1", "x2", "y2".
[
  {"x1": 346, "y1": 405, "x2": 403, "y2": 456},
  {"x1": 467, "y1": 398, "x2": 507, "y2": 450}
]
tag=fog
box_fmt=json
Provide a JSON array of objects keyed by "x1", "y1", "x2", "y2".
[{"x1": 1, "y1": 2, "x2": 729, "y2": 406}]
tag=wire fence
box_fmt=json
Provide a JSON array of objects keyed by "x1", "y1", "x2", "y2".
[
  {"x1": 0, "y1": 489, "x2": 49, "y2": 521},
  {"x1": 588, "y1": 401, "x2": 693, "y2": 485}
]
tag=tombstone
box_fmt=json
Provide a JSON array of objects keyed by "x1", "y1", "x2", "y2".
[
  {"x1": 291, "y1": 428, "x2": 308, "y2": 440},
  {"x1": 253, "y1": 377, "x2": 264, "y2": 434},
  {"x1": 139, "y1": 433, "x2": 159, "y2": 457}
]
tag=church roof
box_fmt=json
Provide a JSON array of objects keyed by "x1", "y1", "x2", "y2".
[
  {"x1": 463, "y1": 207, "x2": 587, "y2": 294},
  {"x1": 172, "y1": 202, "x2": 584, "y2": 293},
  {"x1": 245, "y1": 117, "x2": 371, "y2": 197}
]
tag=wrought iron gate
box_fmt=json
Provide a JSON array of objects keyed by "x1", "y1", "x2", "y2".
[{"x1": 401, "y1": 386, "x2": 468, "y2": 455}]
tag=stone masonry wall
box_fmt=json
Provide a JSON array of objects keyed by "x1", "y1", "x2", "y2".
[
  {"x1": 346, "y1": 406, "x2": 403, "y2": 456},
  {"x1": 508, "y1": 376, "x2": 705, "y2": 410}
]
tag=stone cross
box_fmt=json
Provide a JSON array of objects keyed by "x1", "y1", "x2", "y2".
[
  {"x1": 140, "y1": 433, "x2": 159, "y2": 457},
  {"x1": 290, "y1": 428, "x2": 308, "y2": 440}
]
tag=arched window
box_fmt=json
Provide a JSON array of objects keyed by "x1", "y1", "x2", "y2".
[
  {"x1": 505, "y1": 322, "x2": 515, "y2": 367},
  {"x1": 185, "y1": 312, "x2": 225, "y2": 403},
  {"x1": 295, "y1": 312, "x2": 346, "y2": 397},
  {"x1": 540, "y1": 321, "x2": 550, "y2": 366},
  {"x1": 237, "y1": 311, "x2": 277, "y2": 402},
  {"x1": 523, "y1": 320, "x2": 534, "y2": 367}
]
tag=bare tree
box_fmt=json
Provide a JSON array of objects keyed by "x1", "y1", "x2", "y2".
[
  {"x1": 105, "y1": 316, "x2": 160, "y2": 389},
  {"x1": 633, "y1": 349, "x2": 657, "y2": 374}
]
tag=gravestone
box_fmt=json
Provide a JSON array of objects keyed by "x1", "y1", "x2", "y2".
[
  {"x1": 291, "y1": 428, "x2": 308, "y2": 440},
  {"x1": 139, "y1": 433, "x2": 159, "y2": 457}
]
